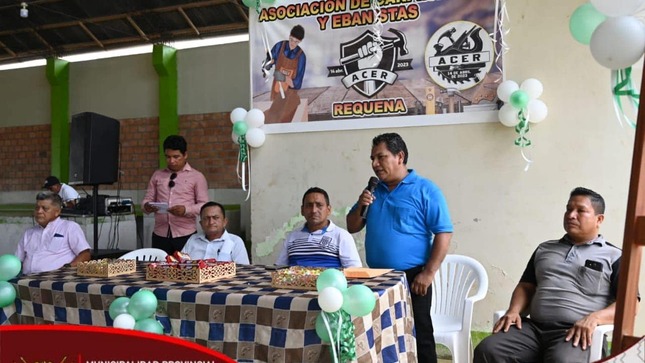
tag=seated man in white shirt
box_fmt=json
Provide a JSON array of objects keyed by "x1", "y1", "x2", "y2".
[
  {"x1": 16, "y1": 192, "x2": 91, "y2": 274},
  {"x1": 181, "y1": 202, "x2": 250, "y2": 264},
  {"x1": 276, "y1": 187, "x2": 363, "y2": 268},
  {"x1": 43, "y1": 175, "x2": 80, "y2": 209}
]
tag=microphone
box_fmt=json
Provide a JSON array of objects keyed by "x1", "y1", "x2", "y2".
[{"x1": 360, "y1": 177, "x2": 380, "y2": 219}]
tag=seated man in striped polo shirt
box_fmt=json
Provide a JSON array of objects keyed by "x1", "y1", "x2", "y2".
[{"x1": 276, "y1": 187, "x2": 362, "y2": 268}]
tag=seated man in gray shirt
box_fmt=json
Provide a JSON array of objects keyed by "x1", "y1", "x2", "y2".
[{"x1": 475, "y1": 187, "x2": 634, "y2": 363}]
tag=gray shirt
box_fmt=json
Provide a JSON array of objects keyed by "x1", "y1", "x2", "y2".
[{"x1": 520, "y1": 234, "x2": 621, "y2": 324}]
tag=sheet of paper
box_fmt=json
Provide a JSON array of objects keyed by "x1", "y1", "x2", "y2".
[{"x1": 149, "y1": 202, "x2": 169, "y2": 214}]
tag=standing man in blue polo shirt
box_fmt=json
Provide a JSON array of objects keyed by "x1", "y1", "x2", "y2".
[{"x1": 347, "y1": 132, "x2": 453, "y2": 363}]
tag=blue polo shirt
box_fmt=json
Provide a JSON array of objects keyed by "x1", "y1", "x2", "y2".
[{"x1": 356, "y1": 169, "x2": 453, "y2": 270}]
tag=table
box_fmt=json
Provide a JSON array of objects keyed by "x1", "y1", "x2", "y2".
[{"x1": 0, "y1": 264, "x2": 417, "y2": 362}]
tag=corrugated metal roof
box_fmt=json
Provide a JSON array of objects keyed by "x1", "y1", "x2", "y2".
[{"x1": 0, "y1": 0, "x2": 249, "y2": 64}]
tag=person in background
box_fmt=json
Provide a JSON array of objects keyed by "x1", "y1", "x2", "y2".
[
  {"x1": 181, "y1": 202, "x2": 249, "y2": 264},
  {"x1": 263, "y1": 24, "x2": 307, "y2": 123},
  {"x1": 346, "y1": 133, "x2": 453, "y2": 363},
  {"x1": 474, "y1": 187, "x2": 634, "y2": 363},
  {"x1": 142, "y1": 135, "x2": 208, "y2": 255},
  {"x1": 16, "y1": 192, "x2": 91, "y2": 274},
  {"x1": 276, "y1": 187, "x2": 362, "y2": 268},
  {"x1": 43, "y1": 175, "x2": 80, "y2": 209}
]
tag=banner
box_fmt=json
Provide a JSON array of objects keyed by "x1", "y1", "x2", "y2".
[
  {"x1": 0, "y1": 325, "x2": 234, "y2": 363},
  {"x1": 249, "y1": 0, "x2": 503, "y2": 133}
]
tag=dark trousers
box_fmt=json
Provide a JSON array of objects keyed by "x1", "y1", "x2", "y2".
[
  {"x1": 151, "y1": 232, "x2": 194, "y2": 256},
  {"x1": 405, "y1": 265, "x2": 437, "y2": 363},
  {"x1": 473, "y1": 319, "x2": 591, "y2": 363}
]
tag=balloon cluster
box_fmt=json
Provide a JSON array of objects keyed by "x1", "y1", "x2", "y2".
[
  {"x1": 230, "y1": 107, "x2": 266, "y2": 149},
  {"x1": 315, "y1": 269, "x2": 377, "y2": 363},
  {"x1": 109, "y1": 289, "x2": 163, "y2": 334},
  {"x1": 570, "y1": 0, "x2": 645, "y2": 70},
  {"x1": 570, "y1": 1, "x2": 643, "y2": 127},
  {"x1": 0, "y1": 254, "x2": 21, "y2": 308},
  {"x1": 497, "y1": 78, "x2": 547, "y2": 148}
]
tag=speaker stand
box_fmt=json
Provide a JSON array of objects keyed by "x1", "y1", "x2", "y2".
[{"x1": 91, "y1": 184, "x2": 99, "y2": 253}]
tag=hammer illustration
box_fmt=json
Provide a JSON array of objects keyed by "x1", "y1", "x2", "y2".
[{"x1": 339, "y1": 28, "x2": 409, "y2": 65}]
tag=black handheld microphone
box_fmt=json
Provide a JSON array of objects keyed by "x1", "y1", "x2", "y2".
[{"x1": 360, "y1": 176, "x2": 380, "y2": 219}]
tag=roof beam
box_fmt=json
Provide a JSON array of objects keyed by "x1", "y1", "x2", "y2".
[
  {"x1": 178, "y1": 7, "x2": 200, "y2": 36},
  {"x1": 78, "y1": 22, "x2": 104, "y2": 49},
  {"x1": 126, "y1": 16, "x2": 149, "y2": 42},
  {"x1": 0, "y1": 41, "x2": 16, "y2": 57},
  {"x1": 30, "y1": 29, "x2": 54, "y2": 51}
]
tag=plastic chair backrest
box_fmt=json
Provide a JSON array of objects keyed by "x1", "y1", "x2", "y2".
[
  {"x1": 118, "y1": 248, "x2": 168, "y2": 262},
  {"x1": 431, "y1": 254, "x2": 489, "y2": 322}
]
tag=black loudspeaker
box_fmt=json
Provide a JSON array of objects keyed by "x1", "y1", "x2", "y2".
[{"x1": 69, "y1": 112, "x2": 120, "y2": 185}]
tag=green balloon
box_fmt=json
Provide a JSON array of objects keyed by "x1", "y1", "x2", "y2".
[
  {"x1": 0, "y1": 281, "x2": 16, "y2": 308},
  {"x1": 341, "y1": 285, "x2": 376, "y2": 317},
  {"x1": 509, "y1": 90, "x2": 529, "y2": 109},
  {"x1": 316, "y1": 269, "x2": 347, "y2": 292},
  {"x1": 315, "y1": 313, "x2": 340, "y2": 343},
  {"x1": 242, "y1": 0, "x2": 256, "y2": 8},
  {"x1": 233, "y1": 121, "x2": 248, "y2": 136},
  {"x1": 134, "y1": 318, "x2": 164, "y2": 334},
  {"x1": 127, "y1": 290, "x2": 158, "y2": 321},
  {"x1": 570, "y1": 3, "x2": 606, "y2": 45},
  {"x1": 109, "y1": 297, "x2": 131, "y2": 320},
  {"x1": 0, "y1": 254, "x2": 22, "y2": 281}
]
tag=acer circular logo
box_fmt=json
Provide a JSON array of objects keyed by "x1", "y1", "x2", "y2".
[{"x1": 425, "y1": 21, "x2": 494, "y2": 91}]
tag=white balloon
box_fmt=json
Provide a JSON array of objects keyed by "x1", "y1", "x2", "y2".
[
  {"x1": 318, "y1": 287, "x2": 344, "y2": 313},
  {"x1": 230, "y1": 107, "x2": 247, "y2": 124},
  {"x1": 496, "y1": 80, "x2": 519, "y2": 102},
  {"x1": 246, "y1": 128, "x2": 266, "y2": 148},
  {"x1": 245, "y1": 108, "x2": 266, "y2": 129},
  {"x1": 113, "y1": 313, "x2": 136, "y2": 329},
  {"x1": 520, "y1": 78, "x2": 543, "y2": 100},
  {"x1": 527, "y1": 100, "x2": 548, "y2": 124},
  {"x1": 591, "y1": 0, "x2": 645, "y2": 17},
  {"x1": 231, "y1": 131, "x2": 240, "y2": 145},
  {"x1": 590, "y1": 16, "x2": 645, "y2": 70},
  {"x1": 499, "y1": 103, "x2": 520, "y2": 127}
]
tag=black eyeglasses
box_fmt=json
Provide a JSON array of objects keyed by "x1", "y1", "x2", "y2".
[{"x1": 169, "y1": 173, "x2": 177, "y2": 188}]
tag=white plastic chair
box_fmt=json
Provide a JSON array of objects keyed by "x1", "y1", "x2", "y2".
[
  {"x1": 431, "y1": 254, "x2": 489, "y2": 363},
  {"x1": 493, "y1": 310, "x2": 613, "y2": 362},
  {"x1": 118, "y1": 248, "x2": 167, "y2": 262}
]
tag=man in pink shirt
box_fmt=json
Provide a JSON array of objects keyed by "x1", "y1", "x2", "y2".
[
  {"x1": 142, "y1": 135, "x2": 209, "y2": 255},
  {"x1": 16, "y1": 192, "x2": 91, "y2": 274}
]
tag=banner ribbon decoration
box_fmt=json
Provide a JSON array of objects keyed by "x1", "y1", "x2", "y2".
[
  {"x1": 611, "y1": 66, "x2": 640, "y2": 128},
  {"x1": 236, "y1": 135, "x2": 252, "y2": 200},
  {"x1": 513, "y1": 109, "x2": 531, "y2": 148},
  {"x1": 321, "y1": 310, "x2": 356, "y2": 363}
]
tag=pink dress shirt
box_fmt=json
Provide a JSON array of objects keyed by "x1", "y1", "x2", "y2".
[
  {"x1": 16, "y1": 217, "x2": 91, "y2": 275},
  {"x1": 142, "y1": 162, "x2": 208, "y2": 238}
]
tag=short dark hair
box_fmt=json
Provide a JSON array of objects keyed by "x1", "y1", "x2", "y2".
[
  {"x1": 290, "y1": 25, "x2": 305, "y2": 41},
  {"x1": 372, "y1": 133, "x2": 408, "y2": 164},
  {"x1": 163, "y1": 135, "x2": 187, "y2": 154},
  {"x1": 302, "y1": 187, "x2": 330, "y2": 206},
  {"x1": 200, "y1": 201, "x2": 226, "y2": 218},
  {"x1": 36, "y1": 191, "x2": 63, "y2": 209},
  {"x1": 570, "y1": 187, "x2": 605, "y2": 214}
]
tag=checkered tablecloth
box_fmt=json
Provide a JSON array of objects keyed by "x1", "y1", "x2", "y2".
[{"x1": 0, "y1": 264, "x2": 416, "y2": 362}]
